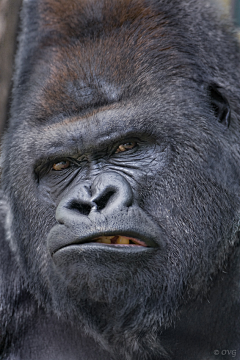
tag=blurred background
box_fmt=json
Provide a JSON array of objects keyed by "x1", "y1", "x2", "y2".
[
  {"x1": 230, "y1": 0, "x2": 240, "y2": 22},
  {"x1": 0, "y1": 0, "x2": 239, "y2": 137}
]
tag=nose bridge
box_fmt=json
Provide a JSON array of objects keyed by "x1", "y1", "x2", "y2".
[{"x1": 56, "y1": 172, "x2": 133, "y2": 223}]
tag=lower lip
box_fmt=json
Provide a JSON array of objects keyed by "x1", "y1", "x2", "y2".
[
  {"x1": 54, "y1": 243, "x2": 156, "y2": 256},
  {"x1": 83, "y1": 242, "x2": 147, "y2": 248}
]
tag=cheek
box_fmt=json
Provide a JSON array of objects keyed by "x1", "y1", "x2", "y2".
[
  {"x1": 38, "y1": 173, "x2": 74, "y2": 205},
  {"x1": 141, "y1": 165, "x2": 235, "y2": 256}
]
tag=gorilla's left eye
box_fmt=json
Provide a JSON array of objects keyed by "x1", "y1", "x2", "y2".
[
  {"x1": 115, "y1": 142, "x2": 137, "y2": 153},
  {"x1": 52, "y1": 161, "x2": 70, "y2": 171}
]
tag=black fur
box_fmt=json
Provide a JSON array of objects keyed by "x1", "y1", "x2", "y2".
[{"x1": 1, "y1": 0, "x2": 240, "y2": 359}]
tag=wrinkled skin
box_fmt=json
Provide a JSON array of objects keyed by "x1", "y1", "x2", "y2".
[{"x1": 1, "y1": 0, "x2": 240, "y2": 359}]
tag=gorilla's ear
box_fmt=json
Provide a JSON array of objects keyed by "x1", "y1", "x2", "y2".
[{"x1": 208, "y1": 84, "x2": 231, "y2": 128}]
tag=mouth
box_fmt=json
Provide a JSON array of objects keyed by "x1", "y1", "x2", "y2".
[
  {"x1": 53, "y1": 232, "x2": 157, "y2": 256},
  {"x1": 47, "y1": 219, "x2": 163, "y2": 256},
  {"x1": 50, "y1": 231, "x2": 157, "y2": 256},
  {"x1": 52, "y1": 232, "x2": 156, "y2": 260}
]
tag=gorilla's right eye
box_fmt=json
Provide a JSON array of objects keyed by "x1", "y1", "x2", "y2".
[{"x1": 52, "y1": 161, "x2": 70, "y2": 171}]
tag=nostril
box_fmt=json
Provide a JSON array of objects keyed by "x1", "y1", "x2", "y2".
[
  {"x1": 94, "y1": 190, "x2": 115, "y2": 211},
  {"x1": 69, "y1": 201, "x2": 92, "y2": 216}
]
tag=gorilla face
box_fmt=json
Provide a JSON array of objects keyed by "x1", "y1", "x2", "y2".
[
  {"x1": 2, "y1": 0, "x2": 240, "y2": 354},
  {"x1": 3, "y1": 85, "x2": 239, "y2": 332}
]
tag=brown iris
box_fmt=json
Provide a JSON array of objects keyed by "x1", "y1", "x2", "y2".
[
  {"x1": 115, "y1": 142, "x2": 136, "y2": 153},
  {"x1": 52, "y1": 161, "x2": 70, "y2": 171}
]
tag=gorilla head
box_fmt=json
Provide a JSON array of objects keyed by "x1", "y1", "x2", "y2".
[{"x1": 1, "y1": 0, "x2": 240, "y2": 358}]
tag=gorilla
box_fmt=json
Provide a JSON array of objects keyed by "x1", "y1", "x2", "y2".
[{"x1": 0, "y1": 0, "x2": 240, "y2": 359}]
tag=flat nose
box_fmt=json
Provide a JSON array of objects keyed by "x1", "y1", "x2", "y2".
[
  {"x1": 90, "y1": 171, "x2": 133, "y2": 214},
  {"x1": 56, "y1": 172, "x2": 133, "y2": 223}
]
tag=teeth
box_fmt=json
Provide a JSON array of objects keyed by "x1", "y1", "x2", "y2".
[
  {"x1": 95, "y1": 235, "x2": 145, "y2": 246},
  {"x1": 96, "y1": 236, "x2": 111, "y2": 244},
  {"x1": 96, "y1": 235, "x2": 130, "y2": 245},
  {"x1": 116, "y1": 236, "x2": 130, "y2": 245}
]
